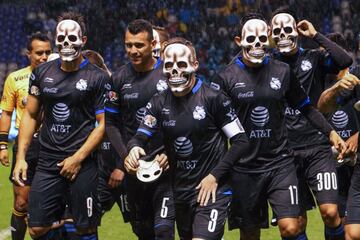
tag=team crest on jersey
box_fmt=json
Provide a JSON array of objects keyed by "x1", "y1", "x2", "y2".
[
  {"x1": 156, "y1": 80, "x2": 168, "y2": 92},
  {"x1": 108, "y1": 91, "x2": 118, "y2": 102},
  {"x1": 76, "y1": 79, "x2": 88, "y2": 91},
  {"x1": 143, "y1": 114, "x2": 157, "y2": 128},
  {"x1": 226, "y1": 108, "x2": 237, "y2": 120},
  {"x1": 193, "y1": 106, "x2": 206, "y2": 120},
  {"x1": 270, "y1": 77, "x2": 281, "y2": 90},
  {"x1": 30, "y1": 86, "x2": 40, "y2": 96},
  {"x1": 301, "y1": 60, "x2": 312, "y2": 71}
]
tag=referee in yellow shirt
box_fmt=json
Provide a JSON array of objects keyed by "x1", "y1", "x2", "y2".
[{"x1": 0, "y1": 32, "x2": 51, "y2": 240}]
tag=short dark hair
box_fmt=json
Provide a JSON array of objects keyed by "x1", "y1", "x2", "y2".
[
  {"x1": 153, "y1": 25, "x2": 170, "y2": 43},
  {"x1": 58, "y1": 11, "x2": 86, "y2": 35},
  {"x1": 326, "y1": 32, "x2": 349, "y2": 51},
  {"x1": 27, "y1": 32, "x2": 50, "y2": 51},
  {"x1": 127, "y1": 19, "x2": 153, "y2": 41},
  {"x1": 164, "y1": 37, "x2": 197, "y2": 62},
  {"x1": 237, "y1": 12, "x2": 267, "y2": 36},
  {"x1": 272, "y1": 5, "x2": 298, "y2": 23}
]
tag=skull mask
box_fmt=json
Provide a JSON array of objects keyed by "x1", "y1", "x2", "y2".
[
  {"x1": 152, "y1": 29, "x2": 161, "y2": 58},
  {"x1": 241, "y1": 19, "x2": 270, "y2": 64},
  {"x1": 163, "y1": 43, "x2": 197, "y2": 97},
  {"x1": 55, "y1": 20, "x2": 84, "y2": 62},
  {"x1": 271, "y1": 13, "x2": 298, "y2": 53}
]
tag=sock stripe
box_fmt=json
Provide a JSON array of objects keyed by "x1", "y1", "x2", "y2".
[{"x1": 12, "y1": 209, "x2": 27, "y2": 217}]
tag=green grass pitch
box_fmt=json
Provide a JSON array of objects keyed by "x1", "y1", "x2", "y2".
[{"x1": 0, "y1": 144, "x2": 324, "y2": 239}]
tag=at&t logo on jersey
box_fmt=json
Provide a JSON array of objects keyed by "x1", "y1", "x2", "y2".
[
  {"x1": 136, "y1": 107, "x2": 146, "y2": 123},
  {"x1": 301, "y1": 60, "x2": 312, "y2": 72},
  {"x1": 76, "y1": 79, "x2": 88, "y2": 91},
  {"x1": 174, "y1": 137, "x2": 193, "y2": 158},
  {"x1": 270, "y1": 77, "x2": 281, "y2": 90},
  {"x1": 193, "y1": 106, "x2": 206, "y2": 120},
  {"x1": 156, "y1": 79, "x2": 168, "y2": 92},
  {"x1": 250, "y1": 106, "x2": 271, "y2": 138},
  {"x1": 51, "y1": 103, "x2": 71, "y2": 133},
  {"x1": 332, "y1": 110, "x2": 352, "y2": 138}
]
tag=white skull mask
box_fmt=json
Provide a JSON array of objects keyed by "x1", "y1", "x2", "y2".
[
  {"x1": 136, "y1": 159, "x2": 163, "y2": 183},
  {"x1": 163, "y1": 43, "x2": 196, "y2": 96},
  {"x1": 55, "y1": 20, "x2": 84, "y2": 62},
  {"x1": 241, "y1": 19, "x2": 270, "y2": 64},
  {"x1": 152, "y1": 29, "x2": 161, "y2": 58},
  {"x1": 271, "y1": 13, "x2": 298, "y2": 53}
]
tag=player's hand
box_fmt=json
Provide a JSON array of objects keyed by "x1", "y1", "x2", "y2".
[
  {"x1": 329, "y1": 130, "x2": 347, "y2": 160},
  {"x1": 12, "y1": 159, "x2": 28, "y2": 187},
  {"x1": 336, "y1": 73, "x2": 360, "y2": 91},
  {"x1": 108, "y1": 168, "x2": 125, "y2": 188},
  {"x1": 345, "y1": 132, "x2": 358, "y2": 156},
  {"x1": 155, "y1": 153, "x2": 169, "y2": 171},
  {"x1": 196, "y1": 174, "x2": 218, "y2": 207},
  {"x1": 297, "y1": 20, "x2": 317, "y2": 38},
  {"x1": 0, "y1": 149, "x2": 10, "y2": 167},
  {"x1": 125, "y1": 147, "x2": 145, "y2": 174},
  {"x1": 57, "y1": 155, "x2": 82, "y2": 181}
]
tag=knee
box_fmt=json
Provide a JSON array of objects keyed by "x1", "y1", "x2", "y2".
[
  {"x1": 320, "y1": 205, "x2": 340, "y2": 226},
  {"x1": 29, "y1": 227, "x2": 50, "y2": 239},
  {"x1": 278, "y1": 221, "x2": 299, "y2": 237},
  {"x1": 14, "y1": 195, "x2": 28, "y2": 212},
  {"x1": 154, "y1": 224, "x2": 174, "y2": 240}
]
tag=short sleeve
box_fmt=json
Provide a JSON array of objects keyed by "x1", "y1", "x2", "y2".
[
  {"x1": 0, "y1": 74, "x2": 16, "y2": 111},
  {"x1": 94, "y1": 73, "x2": 111, "y2": 115}
]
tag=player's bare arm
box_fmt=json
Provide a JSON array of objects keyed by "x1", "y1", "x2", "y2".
[
  {"x1": 13, "y1": 95, "x2": 41, "y2": 186},
  {"x1": 0, "y1": 110, "x2": 12, "y2": 166}
]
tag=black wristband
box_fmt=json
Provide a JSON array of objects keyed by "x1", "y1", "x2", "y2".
[{"x1": 0, "y1": 131, "x2": 9, "y2": 144}]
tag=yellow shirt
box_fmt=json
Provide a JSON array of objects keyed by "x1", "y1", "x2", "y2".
[{"x1": 0, "y1": 66, "x2": 32, "y2": 128}]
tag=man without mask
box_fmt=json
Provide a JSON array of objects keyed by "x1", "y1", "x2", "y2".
[{"x1": 270, "y1": 6, "x2": 353, "y2": 240}]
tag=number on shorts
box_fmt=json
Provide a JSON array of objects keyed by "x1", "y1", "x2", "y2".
[
  {"x1": 87, "y1": 197, "x2": 93, "y2": 217},
  {"x1": 317, "y1": 172, "x2": 337, "y2": 191},
  {"x1": 160, "y1": 197, "x2": 170, "y2": 218},
  {"x1": 208, "y1": 209, "x2": 218, "y2": 232},
  {"x1": 288, "y1": 185, "x2": 298, "y2": 205}
]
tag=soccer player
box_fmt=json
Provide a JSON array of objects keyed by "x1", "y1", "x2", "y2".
[
  {"x1": 12, "y1": 12, "x2": 109, "y2": 240},
  {"x1": 126, "y1": 37, "x2": 248, "y2": 240},
  {"x1": 270, "y1": 6, "x2": 353, "y2": 239},
  {"x1": 0, "y1": 32, "x2": 51, "y2": 240},
  {"x1": 318, "y1": 66, "x2": 360, "y2": 240},
  {"x1": 83, "y1": 49, "x2": 131, "y2": 223},
  {"x1": 105, "y1": 19, "x2": 175, "y2": 240},
  {"x1": 211, "y1": 13, "x2": 346, "y2": 240}
]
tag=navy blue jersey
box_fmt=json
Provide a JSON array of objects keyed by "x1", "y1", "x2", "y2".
[
  {"x1": 132, "y1": 80, "x2": 243, "y2": 201},
  {"x1": 105, "y1": 59, "x2": 167, "y2": 155},
  {"x1": 28, "y1": 59, "x2": 110, "y2": 169},
  {"x1": 212, "y1": 56, "x2": 309, "y2": 173}
]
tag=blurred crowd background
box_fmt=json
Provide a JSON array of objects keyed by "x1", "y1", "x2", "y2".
[{"x1": 0, "y1": 0, "x2": 359, "y2": 95}]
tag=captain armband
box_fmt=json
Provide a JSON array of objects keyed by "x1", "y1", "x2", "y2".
[{"x1": 222, "y1": 118, "x2": 245, "y2": 139}]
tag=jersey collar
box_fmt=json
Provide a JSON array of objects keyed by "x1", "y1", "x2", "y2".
[
  {"x1": 153, "y1": 57, "x2": 162, "y2": 70},
  {"x1": 57, "y1": 56, "x2": 89, "y2": 70},
  {"x1": 192, "y1": 78, "x2": 202, "y2": 94},
  {"x1": 235, "y1": 55, "x2": 269, "y2": 69}
]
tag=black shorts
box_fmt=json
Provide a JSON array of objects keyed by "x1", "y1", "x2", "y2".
[
  {"x1": 229, "y1": 163, "x2": 300, "y2": 230},
  {"x1": 294, "y1": 145, "x2": 338, "y2": 207},
  {"x1": 345, "y1": 163, "x2": 360, "y2": 224},
  {"x1": 28, "y1": 156, "x2": 100, "y2": 229},
  {"x1": 175, "y1": 187, "x2": 231, "y2": 240},
  {"x1": 126, "y1": 173, "x2": 175, "y2": 238},
  {"x1": 337, "y1": 164, "x2": 354, "y2": 218},
  {"x1": 98, "y1": 168, "x2": 130, "y2": 222},
  {"x1": 9, "y1": 133, "x2": 40, "y2": 185}
]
